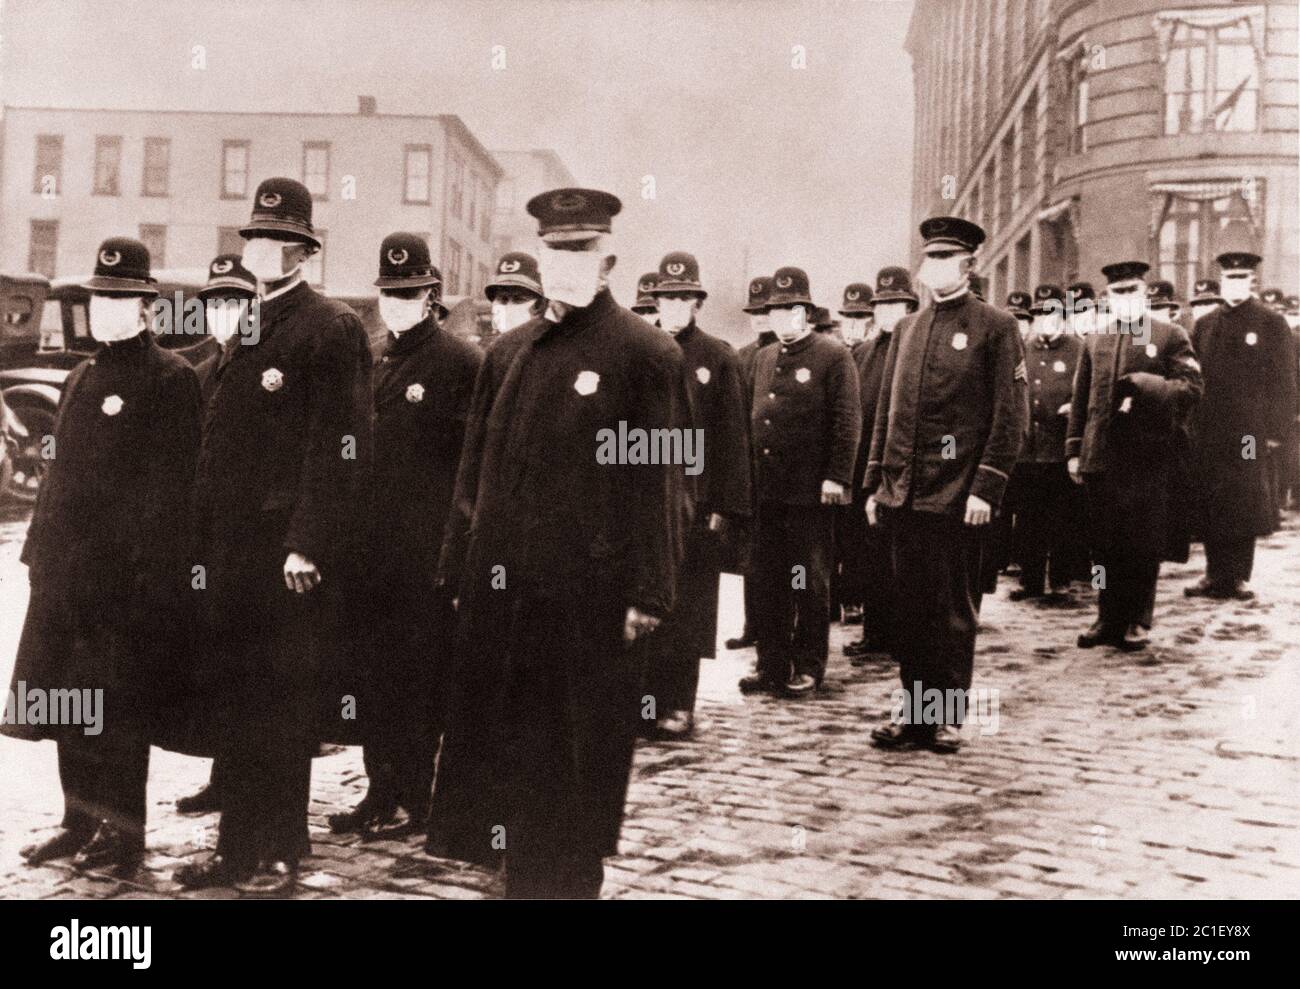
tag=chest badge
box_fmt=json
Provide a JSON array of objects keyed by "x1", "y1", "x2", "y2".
[
  {"x1": 1145, "y1": 343, "x2": 1158, "y2": 358},
  {"x1": 101, "y1": 394, "x2": 124, "y2": 416},
  {"x1": 795, "y1": 367, "x2": 811, "y2": 384},
  {"x1": 406, "y1": 383, "x2": 425, "y2": 403},
  {"x1": 574, "y1": 370, "x2": 600, "y2": 396},
  {"x1": 1245, "y1": 332, "x2": 1258, "y2": 346},
  {"x1": 951, "y1": 332, "x2": 968, "y2": 351},
  {"x1": 262, "y1": 367, "x2": 284, "y2": 392},
  {"x1": 1053, "y1": 359, "x2": 1067, "y2": 374},
  {"x1": 695, "y1": 366, "x2": 711, "y2": 385}
]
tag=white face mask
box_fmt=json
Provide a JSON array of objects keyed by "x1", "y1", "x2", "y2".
[
  {"x1": 89, "y1": 295, "x2": 144, "y2": 343},
  {"x1": 657, "y1": 298, "x2": 696, "y2": 334},
  {"x1": 1108, "y1": 292, "x2": 1148, "y2": 324},
  {"x1": 749, "y1": 312, "x2": 769, "y2": 335},
  {"x1": 842, "y1": 317, "x2": 869, "y2": 343},
  {"x1": 770, "y1": 306, "x2": 809, "y2": 344},
  {"x1": 1286, "y1": 314, "x2": 1300, "y2": 331},
  {"x1": 206, "y1": 299, "x2": 249, "y2": 346},
  {"x1": 491, "y1": 300, "x2": 534, "y2": 333},
  {"x1": 242, "y1": 238, "x2": 297, "y2": 283},
  {"x1": 1220, "y1": 274, "x2": 1253, "y2": 305},
  {"x1": 378, "y1": 293, "x2": 427, "y2": 335},
  {"x1": 1032, "y1": 313, "x2": 1063, "y2": 338},
  {"x1": 1190, "y1": 303, "x2": 1219, "y2": 323},
  {"x1": 872, "y1": 302, "x2": 909, "y2": 332},
  {"x1": 537, "y1": 244, "x2": 606, "y2": 308},
  {"x1": 1069, "y1": 309, "x2": 1096, "y2": 335},
  {"x1": 916, "y1": 255, "x2": 967, "y2": 294}
]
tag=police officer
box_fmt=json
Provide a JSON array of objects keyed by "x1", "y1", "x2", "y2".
[
  {"x1": 1189, "y1": 278, "x2": 1224, "y2": 325},
  {"x1": 176, "y1": 178, "x2": 373, "y2": 895},
  {"x1": 174, "y1": 254, "x2": 259, "y2": 817},
  {"x1": 1147, "y1": 280, "x2": 1182, "y2": 324},
  {"x1": 486, "y1": 251, "x2": 545, "y2": 335},
  {"x1": 327, "y1": 233, "x2": 482, "y2": 837},
  {"x1": 5, "y1": 238, "x2": 201, "y2": 876},
  {"x1": 724, "y1": 275, "x2": 776, "y2": 651},
  {"x1": 844, "y1": 267, "x2": 917, "y2": 662},
  {"x1": 632, "y1": 271, "x2": 660, "y2": 323},
  {"x1": 1185, "y1": 252, "x2": 1296, "y2": 600},
  {"x1": 1067, "y1": 281, "x2": 1099, "y2": 335},
  {"x1": 1008, "y1": 284, "x2": 1084, "y2": 602},
  {"x1": 864, "y1": 217, "x2": 1027, "y2": 753},
  {"x1": 642, "y1": 252, "x2": 750, "y2": 738},
  {"x1": 426, "y1": 188, "x2": 693, "y2": 898},
  {"x1": 1067, "y1": 260, "x2": 1202, "y2": 650},
  {"x1": 835, "y1": 281, "x2": 876, "y2": 629},
  {"x1": 743, "y1": 266, "x2": 861, "y2": 698}
]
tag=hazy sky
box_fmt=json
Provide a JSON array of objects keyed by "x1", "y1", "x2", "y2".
[{"x1": 1, "y1": 0, "x2": 915, "y2": 327}]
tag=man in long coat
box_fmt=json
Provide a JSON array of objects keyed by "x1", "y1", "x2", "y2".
[
  {"x1": 326, "y1": 233, "x2": 481, "y2": 838},
  {"x1": 175, "y1": 178, "x2": 373, "y2": 896},
  {"x1": 642, "y1": 251, "x2": 751, "y2": 738},
  {"x1": 426, "y1": 188, "x2": 692, "y2": 899},
  {"x1": 4, "y1": 237, "x2": 200, "y2": 876},
  {"x1": 1185, "y1": 251, "x2": 1296, "y2": 600},
  {"x1": 1067, "y1": 260, "x2": 1202, "y2": 651}
]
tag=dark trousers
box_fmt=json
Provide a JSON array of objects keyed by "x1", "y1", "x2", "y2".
[
  {"x1": 836, "y1": 502, "x2": 867, "y2": 612},
  {"x1": 1097, "y1": 557, "x2": 1159, "y2": 631},
  {"x1": 215, "y1": 749, "x2": 311, "y2": 871},
  {"x1": 1016, "y1": 462, "x2": 1082, "y2": 592},
  {"x1": 739, "y1": 572, "x2": 758, "y2": 640},
  {"x1": 57, "y1": 733, "x2": 149, "y2": 839},
  {"x1": 861, "y1": 511, "x2": 897, "y2": 649},
  {"x1": 753, "y1": 502, "x2": 834, "y2": 683},
  {"x1": 1204, "y1": 534, "x2": 1256, "y2": 586},
  {"x1": 888, "y1": 507, "x2": 984, "y2": 727}
]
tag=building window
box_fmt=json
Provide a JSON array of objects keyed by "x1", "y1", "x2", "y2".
[
  {"x1": 222, "y1": 140, "x2": 250, "y2": 199},
  {"x1": 1159, "y1": 14, "x2": 1261, "y2": 135},
  {"x1": 982, "y1": 160, "x2": 996, "y2": 234},
  {"x1": 480, "y1": 183, "x2": 492, "y2": 242},
  {"x1": 303, "y1": 231, "x2": 327, "y2": 286},
  {"x1": 32, "y1": 135, "x2": 62, "y2": 196},
  {"x1": 998, "y1": 132, "x2": 1014, "y2": 226},
  {"x1": 1017, "y1": 91, "x2": 1037, "y2": 205},
  {"x1": 302, "y1": 141, "x2": 330, "y2": 200},
  {"x1": 1065, "y1": 49, "x2": 1090, "y2": 154},
  {"x1": 93, "y1": 135, "x2": 122, "y2": 196},
  {"x1": 1152, "y1": 179, "x2": 1263, "y2": 299},
  {"x1": 28, "y1": 220, "x2": 58, "y2": 278},
  {"x1": 449, "y1": 155, "x2": 465, "y2": 219},
  {"x1": 444, "y1": 238, "x2": 462, "y2": 295},
  {"x1": 466, "y1": 173, "x2": 477, "y2": 231},
  {"x1": 217, "y1": 226, "x2": 244, "y2": 257},
  {"x1": 142, "y1": 137, "x2": 170, "y2": 197},
  {"x1": 138, "y1": 224, "x2": 167, "y2": 269},
  {"x1": 404, "y1": 145, "x2": 431, "y2": 204}
]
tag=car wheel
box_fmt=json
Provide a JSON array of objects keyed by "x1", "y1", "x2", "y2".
[{"x1": 3, "y1": 399, "x2": 54, "y2": 504}]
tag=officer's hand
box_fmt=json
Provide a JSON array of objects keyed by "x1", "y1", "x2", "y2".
[
  {"x1": 964, "y1": 494, "x2": 992, "y2": 526},
  {"x1": 820, "y1": 480, "x2": 846, "y2": 505},
  {"x1": 1117, "y1": 396, "x2": 1134, "y2": 414},
  {"x1": 284, "y1": 552, "x2": 321, "y2": 594},
  {"x1": 623, "y1": 606, "x2": 660, "y2": 645},
  {"x1": 707, "y1": 512, "x2": 727, "y2": 533},
  {"x1": 1057, "y1": 402, "x2": 1071, "y2": 416},
  {"x1": 1067, "y1": 456, "x2": 1082, "y2": 485},
  {"x1": 1266, "y1": 439, "x2": 1281, "y2": 451},
  {"x1": 865, "y1": 494, "x2": 880, "y2": 527}
]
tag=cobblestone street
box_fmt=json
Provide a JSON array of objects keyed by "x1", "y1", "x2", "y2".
[{"x1": 1, "y1": 503, "x2": 1297, "y2": 900}]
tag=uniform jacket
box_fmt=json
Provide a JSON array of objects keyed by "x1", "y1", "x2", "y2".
[
  {"x1": 865, "y1": 292, "x2": 1028, "y2": 513},
  {"x1": 751, "y1": 331, "x2": 861, "y2": 505},
  {"x1": 1191, "y1": 297, "x2": 1297, "y2": 538},
  {"x1": 737, "y1": 331, "x2": 777, "y2": 411},
  {"x1": 852, "y1": 328, "x2": 894, "y2": 494},
  {"x1": 1021, "y1": 332, "x2": 1083, "y2": 463},
  {"x1": 4, "y1": 333, "x2": 201, "y2": 741}
]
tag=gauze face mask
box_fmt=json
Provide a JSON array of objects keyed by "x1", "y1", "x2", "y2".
[
  {"x1": 1220, "y1": 274, "x2": 1253, "y2": 305},
  {"x1": 873, "y1": 302, "x2": 908, "y2": 333},
  {"x1": 770, "y1": 306, "x2": 808, "y2": 344},
  {"x1": 1108, "y1": 292, "x2": 1148, "y2": 324},
  {"x1": 1069, "y1": 309, "x2": 1096, "y2": 335},
  {"x1": 657, "y1": 298, "x2": 696, "y2": 334},
  {"x1": 1190, "y1": 304, "x2": 1219, "y2": 323},
  {"x1": 916, "y1": 255, "x2": 966, "y2": 294},
  {"x1": 491, "y1": 301, "x2": 534, "y2": 333},
  {"x1": 90, "y1": 295, "x2": 144, "y2": 343},
  {"x1": 842, "y1": 317, "x2": 868, "y2": 343},
  {"x1": 378, "y1": 294, "x2": 427, "y2": 336},
  {"x1": 206, "y1": 299, "x2": 249, "y2": 346},
  {"x1": 538, "y1": 245, "x2": 605, "y2": 308},
  {"x1": 1286, "y1": 314, "x2": 1300, "y2": 331},
  {"x1": 749, "y1": 312, "x2": 769, "y2": 335},
  {"x1": 242, "y1": 238, "x2": 296, "y2": 283},
  {"x1": 1032, "y1": 313, "x2": 1063, "y2": 339}
]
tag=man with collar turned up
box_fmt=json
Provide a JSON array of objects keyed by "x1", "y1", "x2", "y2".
[{"x1": 864, "y1": 217, "x2": 1027, "y2": 754}]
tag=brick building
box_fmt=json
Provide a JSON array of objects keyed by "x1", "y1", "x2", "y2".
[
  {"x1": 905, "y1": 0, "x2": 1298, "y2": 301},
  {"x1": 0, "y1": 100, "x2": 502, "y2": 297},
  {"x1": 489, "y1": 148, "x2": 579, "y2": 260}
]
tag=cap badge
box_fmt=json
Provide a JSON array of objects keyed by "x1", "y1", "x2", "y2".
[
  {"x1": 500, "y1": 259, "x2": 521, "y2": 274},
  {"x1": 258, "y1": 191, "x2": 282, "y2": 209},
  {"x1": 101, "y1": 394, "x2": 124, "y2": 416},
  {"x1": 666, "y1": 262, "x2": 686, "y2": 277},
  {"x1": 775, "y1": 275, "x2": 793, "y2": 289},
  {"x1": 696, "y1": 366, "x2": 711, "y2": 385},
  {"x1": 640, "y1": 280, "x2": 654, "y2": 293},
  {"x1": 1037, "y1": 287, "x2": 1049, "y2": 298},
  {"x1": 1196, "y1": 281, "x2": 1207, "y2": 292},
  {"x1": 847, "y1": 290, "x2": 860, "y2": 301},
  {"x1": 99, "y1": 249, "x2": 121, "y2": 267},
  {"x1": 387, "y1": 247, "x2": 409, "y2": 266},
  {"x1": 212, "y1": 259, "x2": 234, "y2": 275},
  {"x1": 574, "y1": 370, "x2": 600, "y2": 395},
  {"x1": 406, "y1": 383, "x2": 425, "y2": 403},
  {"x1": 880, "y1": 275, "x2": 893, "y2": 287},
  {"x1": 951, "y1": 332, "x2": 968, "y2": 351},
  {"x1": 262, "y1": 367, "x2": 284, "y2": 392},
  {"x1": 932, "y1": 219, "x2": 947, "y2": 231},
  {"x1": 552, "y1": 192, "x2": 587, "y2": 212},
  {"x1": 750, "y1": 280, "x2": 762, "y2": 295}
]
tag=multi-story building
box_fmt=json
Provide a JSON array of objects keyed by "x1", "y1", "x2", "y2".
[
  {"x1": 489, "y1": 148, "x2": 579, "y2": 261},
  {"x1": 0, "y1": 99, "x2": 502, "y2": 297},
  {"x1": 906, "y1": 0, "x2": 1298, "y2": 302}
]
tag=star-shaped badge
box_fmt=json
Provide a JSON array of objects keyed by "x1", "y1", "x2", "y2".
[
  {"x1": 406, "y1": 383, "x2": 425, "y2": 403},
  {"x1": 574, "y1": 370, "x2": 600, "y2": 396},
  {"x1": 101, "y1": 394, "x2": 124, "y2": 416}
]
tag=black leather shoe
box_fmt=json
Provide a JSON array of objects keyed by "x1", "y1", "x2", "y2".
[
  {"x1": 1077, "y1": 619, "x2": 1118, "y2": 648},
  {"x1": 654, "y1": 710, "x2": 695, "y2": 739},
  {"x1": 361, "y1": 805, "x2": 423, "y2": 842},
  {"x1": 1184, "y1": 577, "x2": 1218, "y2": 598},
  {"x1": 1009, "y1": 587, "x2": 1044, "y2": 602},
  {"x1": 725, "y1": 634, "x2": 756, "y2": 650},
  {"x1": 20, "y1": 827, "x2": 92, "y2": 866},
  {"x1": 234, "y1": 860, "x2": 297, "y2": 898},
  {"x1": 1117, "y1": 624, "x2": 1150, "y2": 651},
  {"x1": 927, "y1": 725, "x2": 963, "y2": 754},
  {"x1": 176, "y1": 784, "x2": 221, "y2": 815},
  {"x1": 71, "y1": 822, "x2": 144, "y2": 875},
  {"x1": 327, "y1": 796, "x2": 396, "y2": 836},
  {"x1": 1226, "y1": 582, "x2": 1255, "y2": 601},
  {"x1": 738, "y1": 673, "x2": 780, "y2": 695},
  {"x1": 782, "y1": 674, "x2": 817, "y2": 698},
  {"x1": 843, "y1": 638, "x2": 870, "y2": 656},
  {"x1": 870, "y1": 722, "x2": 928, "y2": 750},
  {"x1": 841, "y1": 606, "x2": 863, "y2": 625},
  {"x1": 175, "y1": 853, "x2": 249, "y2": 890}
]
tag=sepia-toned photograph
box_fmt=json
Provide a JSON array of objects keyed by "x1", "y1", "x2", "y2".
[{"x1": 0, "y1": 0, "x2": 1294, "y2": 961}]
